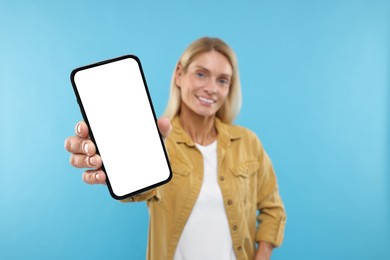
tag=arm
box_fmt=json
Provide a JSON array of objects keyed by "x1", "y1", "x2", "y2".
[
  {"x1": 254, "y1": 241, "x2": 274, "y2": 260},
  {"x1": 255, "y1": 143, "x2": 286, "y2": 249}
]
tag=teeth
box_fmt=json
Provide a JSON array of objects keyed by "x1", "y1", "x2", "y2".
[{"x1": 198, "y1": 96, "x2": 215, "y2": 104}]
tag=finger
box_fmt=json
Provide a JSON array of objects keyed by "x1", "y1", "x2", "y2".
[
  {"x1": 82, "y1": 169, "x2": 106, "y2": 185},
  {"x1": 69, "y1": 154, "x2": 102, "y2": 168},
  {"x1": 157, "y1": 117, "x2": 172, "y2": 138},
  {"x1": 64, "y1": 136, "x2": 96, "y2": 156},
  {"x1": 75, "y1": 121, "x2": 89, "y2": 138}
]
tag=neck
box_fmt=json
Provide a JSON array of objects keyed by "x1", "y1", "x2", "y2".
[{"x1": 179, "y1": 106, "x2": 217, "y2": 146}]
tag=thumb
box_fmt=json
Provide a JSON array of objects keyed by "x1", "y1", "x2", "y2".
[{"x1": 157, "y1": 117, "x2": 172, "y2": 138}]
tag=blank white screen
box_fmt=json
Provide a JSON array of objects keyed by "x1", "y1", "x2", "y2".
[{"x1": 73, "y1": 57, "x2": 171, "y2": 198}]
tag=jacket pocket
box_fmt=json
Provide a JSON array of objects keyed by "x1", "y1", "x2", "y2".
[
  {"x1": 231, "y1": 160, "x2": 259, "y2": 177},
  {"x1": 230, "y1": 160, "x2": 260, "y2": 211},
  {"x1": 169, "y1": 156, "x2": 192, "y2": 176}
]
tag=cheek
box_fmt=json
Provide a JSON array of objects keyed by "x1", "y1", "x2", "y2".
[
  {"x1": 187, "y1": 75, "x2": 205, "y2": 89},
  {"x1": 179, "y1": 84, "x2": 194, "y2": 104},
  {"x1": 220, "y1": 88, "x2": 230, "y2": 101},
  {"x1": 181, "y1": 79, "x2": 202, "y2": 97},
  {"x1": 180, "y1": 84, "x2": 191, "y2": 98}
]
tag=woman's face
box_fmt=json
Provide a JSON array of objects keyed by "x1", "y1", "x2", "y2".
[{"x1": 176, "y1": 51, "x2": 232, "y2": 119}]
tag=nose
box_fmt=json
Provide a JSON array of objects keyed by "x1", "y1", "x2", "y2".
[{"x1": 204, "y1": 80, "x2": 218, "y2": 94}]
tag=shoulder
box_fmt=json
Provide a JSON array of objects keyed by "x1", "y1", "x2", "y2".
[
  {"x1": 222, "y1": 121, "x2": 261, "y2": 143},
  {"x1": 232, "y1": 124, "x2": 258, "y2": 139},
  {"x1": 218, "y1": 120, "x2": 265, "y2": 153}
]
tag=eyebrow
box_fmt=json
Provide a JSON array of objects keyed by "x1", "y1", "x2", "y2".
[{"x1": 192, "y1": 65, "x2": 232, "y2": 78}]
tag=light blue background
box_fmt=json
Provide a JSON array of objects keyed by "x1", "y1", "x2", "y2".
[{"x1": 1, "y1": 1, "x2": 389, "y2": 259}]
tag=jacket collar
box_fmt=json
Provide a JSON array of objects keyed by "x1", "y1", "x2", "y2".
[{"x1": 170, "y1": 116, "x2": 241, "y2": 148}]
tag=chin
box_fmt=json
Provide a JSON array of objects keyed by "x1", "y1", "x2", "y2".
[{"x1": 195, "y1": 109, "x2": 217, "y2": 118}]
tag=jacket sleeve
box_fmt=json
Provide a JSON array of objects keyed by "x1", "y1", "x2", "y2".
[
  {"x1": 255, "y1": 142, "x2": 286, "y2": 247},
  {"x1": 120, "y1": 188, "x2": 160, "y2": 203}
]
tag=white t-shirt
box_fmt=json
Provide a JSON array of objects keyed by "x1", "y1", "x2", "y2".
[{"x1": 174, "y1": 141, "x2": 236, "y2": 260}]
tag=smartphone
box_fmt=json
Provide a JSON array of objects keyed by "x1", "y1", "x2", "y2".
[{"x1": 70, "y1": 55, "x2": 172, "y2": 200}]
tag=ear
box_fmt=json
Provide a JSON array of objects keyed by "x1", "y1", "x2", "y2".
[{"x1": 175, "y1": 64, "x2": 183, "y2": 88}]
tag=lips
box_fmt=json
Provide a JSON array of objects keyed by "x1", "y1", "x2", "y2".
[{"x1": 197, "y1": 96, "x2": 216, "y2": 104}]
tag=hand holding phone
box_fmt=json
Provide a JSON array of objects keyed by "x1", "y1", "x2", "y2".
[
  {"x1": 65, "y1": 118, "x2": 172, "y2": 186},
  {"x1": 69, "y1": 55, "x2": 172, "y2": 200}
]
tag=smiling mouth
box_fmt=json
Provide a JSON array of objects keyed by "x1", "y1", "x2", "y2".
[{"x1": 197, "y1": 96, "x2": 216, "y2": 104}]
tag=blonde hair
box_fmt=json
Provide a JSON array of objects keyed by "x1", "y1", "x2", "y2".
[{"x1": 163, "y1": 37, "x2": 242, "y2": 123}]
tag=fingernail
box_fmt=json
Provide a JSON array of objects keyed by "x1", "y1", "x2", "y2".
[
  {"x1": 95, "y1": 173, "x2": 100, "y2": 181},
  {"x1": 89, "y1": 156, "x2": 97, "y2": 166},
  {"x1": 76, "y1": 123, "x2": 82, "y2": 134},
  {"x1": 83, "y1": 142, "x2": 89, "y2": 155}
]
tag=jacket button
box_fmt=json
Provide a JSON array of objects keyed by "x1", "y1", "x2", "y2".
[
  {"x1": 232, "y1": 225, "x2": 238, "y2": 231},
  {"x1": 220, "y1": 176, "x2": 225, "y2": 181},
  {"x1": 227, "y1": 200, "x2": 233, "y2": 205}
]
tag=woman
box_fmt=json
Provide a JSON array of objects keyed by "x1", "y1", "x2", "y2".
[{"x1": 65, "y1": 37, "x2": 286, "y2": 260}]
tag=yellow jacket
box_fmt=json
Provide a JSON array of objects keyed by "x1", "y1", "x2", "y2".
[{"x1": 122, "y1": 116, "x2": 286, "y2": 260}]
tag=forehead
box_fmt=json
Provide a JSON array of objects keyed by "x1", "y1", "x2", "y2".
[{"x1": 188, "y1": 51, "x2": 233, "y2": 76}]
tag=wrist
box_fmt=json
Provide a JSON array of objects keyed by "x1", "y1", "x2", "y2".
[{"x1": 255, "y1": 241, "x2": 274, "y2": 259}]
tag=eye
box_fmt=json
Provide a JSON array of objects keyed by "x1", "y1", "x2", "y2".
[
  {"x1": 218, "y1": 78, "x2": 230, "y2": 86},
  {"x1": 195, "y1": 71, "x2": 206, "y2": 78}
]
